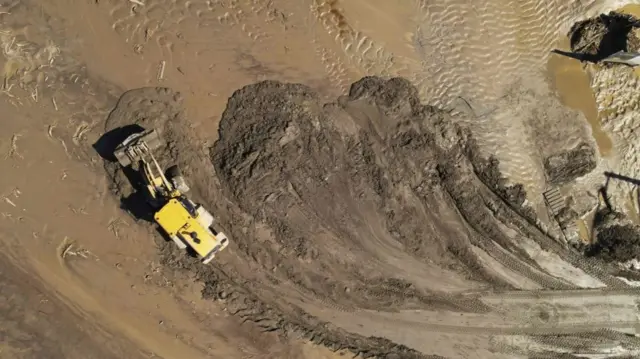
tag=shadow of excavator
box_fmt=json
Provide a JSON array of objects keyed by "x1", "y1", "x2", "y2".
[{"x1": 552, "y1": 13, "x2": 640, "y2": 64}]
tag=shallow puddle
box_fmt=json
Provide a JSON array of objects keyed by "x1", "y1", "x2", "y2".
[{"x1": 546, "y1": 38, "x2": 613, "y2": 157}]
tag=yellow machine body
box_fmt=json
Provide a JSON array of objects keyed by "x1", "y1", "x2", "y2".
[
  {"x1": 114, "y1": 128, "x2": 229, "y2": 264},
  {"x1": 154, "y1": 198, "x2": 223, "y2": 260}
]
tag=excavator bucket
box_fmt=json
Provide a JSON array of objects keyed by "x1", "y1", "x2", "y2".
[{"x1": 113, "y1": 129, "x2": 163, "y2": 167}]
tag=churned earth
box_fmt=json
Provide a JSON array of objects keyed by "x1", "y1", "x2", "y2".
[{"x1": 4, "y1": 1, "x2": 640, "y2": 359}]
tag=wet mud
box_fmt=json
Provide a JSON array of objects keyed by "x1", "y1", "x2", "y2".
[{"x1": 99, "y1": 77, "x2": 623, "y2": 357}]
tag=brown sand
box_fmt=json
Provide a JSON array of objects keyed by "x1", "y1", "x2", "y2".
[{"x1": 2, "y1": 1, "x2": 640, "y2": 359}]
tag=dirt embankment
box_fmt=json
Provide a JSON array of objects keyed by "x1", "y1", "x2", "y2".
[{"x1": 100, "y1": 77, "x2": 583, "y2": 358}]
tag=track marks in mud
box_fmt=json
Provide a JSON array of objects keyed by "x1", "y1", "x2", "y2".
[
  {"x1": 308, "y1": 1, "x2": 358, "y2": 95},
  {"x1": 313, "y1": 44, "x2": 352, "y2": 94},
  {"x1": 105, "y1": 0, "x2": 281, "y2": 58},
  {"x1": 98, "y1": 77, "x2": 640, "y2": 357},
  {"x1": 98, "y1": 79, "x2": 558, "y2": 358},
  {"x1": 109, "y1": 0, "x2": 217, "y2": 41}
]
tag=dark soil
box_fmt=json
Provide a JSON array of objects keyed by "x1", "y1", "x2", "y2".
[
  {"x1": 100, "y1": 77, "x2": 595, "y2": 358},
  {"x1": 211, "y1": 76, "x2": 548, "y2": 290},
  {"x1": 587, "y1": 208, "x2": 640, "y2": 263},
  {"x1": 543, "y1": 142, "x2": 597, "y2": 185},
  {"x1": 568, "y1": 11, "x2": 640, "y2": 61}
]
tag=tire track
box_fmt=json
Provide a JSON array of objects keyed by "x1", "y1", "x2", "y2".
[{"x1": 312, "y1": 43, "x2": 352, "y2": 94}]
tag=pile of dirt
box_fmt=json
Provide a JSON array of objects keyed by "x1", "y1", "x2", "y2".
[
  {"x1": 568, "y1": 11, "x2": 640, "y2": 59},
  {"x1": 100, "y1": 78, "x2": 576, "y2": 358},
  {"x1": 587, "y1": 208, "x2": 640, "y2": 263},
  {"x1": 212, "y1": 77, "x2": 547, "y2": 298},
  {"x1": 543, "y1": 142, "x2": 597, "y2": 185}
]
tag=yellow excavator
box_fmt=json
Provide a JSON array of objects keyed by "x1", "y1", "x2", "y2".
[{"x1": 113, "y1": 128, "x2": 229, "y2": 264}]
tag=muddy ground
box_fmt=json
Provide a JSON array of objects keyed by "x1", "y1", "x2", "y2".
[
  {"x1": 543, "y1": 142, "x2": 596, "y2": 185},
  {"x1": 96, "y1": 77, "x2": 634, "y2": 358},
  {"x1": 102, "y1": 80, "x2": 483, "y2": 358},
  {"x1": 5, "y1": 1, "x2": 640, "y2": 358}
]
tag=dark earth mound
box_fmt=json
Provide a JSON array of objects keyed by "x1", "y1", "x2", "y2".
[
  {"x1": 212, "y1": 77, "x2": 560, "y2": 292},
  {"x1": 587, "y1": 208, "x2": 640, "y2": 263},
  {"x1": 543, "y1": 142, "x2": 597, "y2": 185},
  {"x1": 101, "y1": 85, "x2": 439, "y2": 359},
  {"x1": 100, "y1": 77, "x2": 608, "y2": 358},
  {"x1": 568, "y1": 11, "x2": 640, "y2": 61}
]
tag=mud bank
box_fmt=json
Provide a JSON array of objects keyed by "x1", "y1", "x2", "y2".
[{"x1": 100, "y1": 77, "x2": 623, "y2": 357}]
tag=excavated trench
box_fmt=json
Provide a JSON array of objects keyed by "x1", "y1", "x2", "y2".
[{"x1": 100, "y1": 77, "x2": 631, "y2": 358}]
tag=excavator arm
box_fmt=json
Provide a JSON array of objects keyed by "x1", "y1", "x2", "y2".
[{"x1": 114, "y1": 129, "x2": 178, "y2": 199}]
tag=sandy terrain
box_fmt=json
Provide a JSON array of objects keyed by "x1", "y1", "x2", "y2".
[{"x1": 3, "y1": 0, "x2": 640, "y2": 359}]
